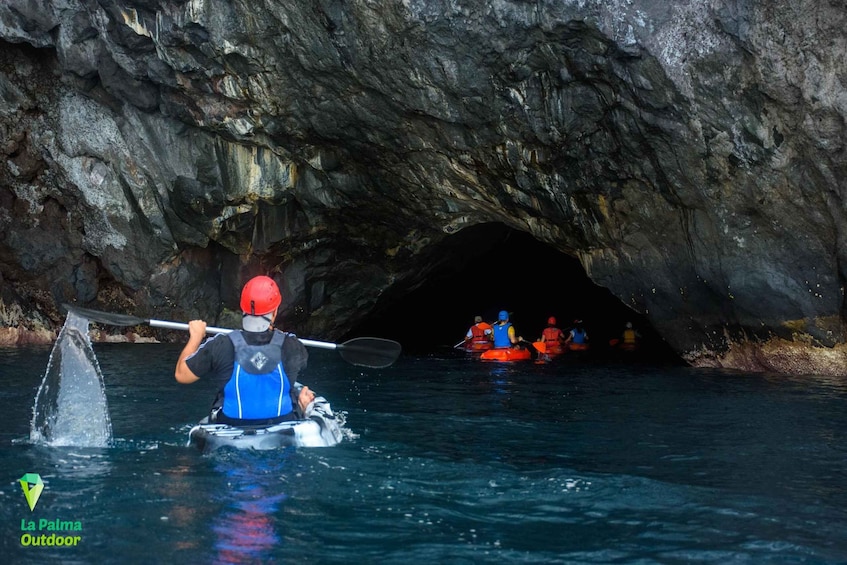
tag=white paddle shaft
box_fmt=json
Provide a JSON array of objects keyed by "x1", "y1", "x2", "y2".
[{"x1": 148, "y1": 319, "x2": 339, "y2": 350}]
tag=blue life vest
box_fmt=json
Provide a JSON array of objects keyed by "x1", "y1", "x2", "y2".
[
  {"x1": 571, "y1": 328, "x2": 587, "y2": 344},
  {"x1": 223, "y1": 331, "x2": 293, "y2": 420},
  {"x1": 492, "y1": 322, "x2": 512, "y2": 347}
]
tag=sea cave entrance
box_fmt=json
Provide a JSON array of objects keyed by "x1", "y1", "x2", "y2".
[{"x1": 347, "y1": 223, "x2": 680, "y2": 362}]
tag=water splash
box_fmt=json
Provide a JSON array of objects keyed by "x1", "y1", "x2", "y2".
[{"x1": 30, "y1": 311, "x2": 112, "y2": 447}]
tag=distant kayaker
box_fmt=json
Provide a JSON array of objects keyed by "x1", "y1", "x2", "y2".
[
  {"x1": 174, "y1": 275, "x2": 316, "y2": 425},
  {"x1": 539, "y1": 316, "x2": 566, "y2": 350},
  {"x1": 564, "y1": 319, "x2": 589, "y2": 350},
  {"x1": 492, "y1": 310, "x2": 520, "y2": 348},
  {"x1": 464, "y1": 315, "x2": 493, "y2": 349},
  {"x1": 620, "y1": 321, "x2": 641, "y2": 351}
]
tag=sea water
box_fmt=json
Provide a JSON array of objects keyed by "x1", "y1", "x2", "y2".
[{"x1": 1, "y1": 344, "x2": 847, "y2": 564}]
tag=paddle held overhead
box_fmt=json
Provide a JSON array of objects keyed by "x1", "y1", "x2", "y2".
[{"x1": 62, "y1": 304, "x2": 402, "y2": 369}]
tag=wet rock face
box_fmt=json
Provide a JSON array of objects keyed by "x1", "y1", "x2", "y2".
[{"x1": 1, "y1": 1, "x2": 845, "y2": 375}]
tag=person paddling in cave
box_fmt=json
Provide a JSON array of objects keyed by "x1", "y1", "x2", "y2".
[
  {"x1": 463, "y1": 315, "x2": 493, "y2": 350},
  {"x1": 492, "y1": 310, "x2": 518, "y2": 348},
  {"x1": 564, "y1": 319, "x2": 590, "y2": 351},
  {"x1": 619, "y1": 321, "x2": 641, "y2": 351},
  {"x1": 174, "y1": 275, "x2": 316, "y2": 425},
  {"x1": 538, "y1": 316, "x2": 566, "y2": 354},
  {"x1": 492, "y1": 310, "x2": 539, "y2": 358}
]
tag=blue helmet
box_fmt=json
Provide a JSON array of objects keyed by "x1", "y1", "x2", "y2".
[{"x1": 498, "y1": 310, "x2": 509, "y2": 321}]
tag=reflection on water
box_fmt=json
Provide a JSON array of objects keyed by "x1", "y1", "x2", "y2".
[
  {"x1": 211, "y1": 451, "x2": 292, "y2": 564},
  {"x1": 488, "y1": 364, "x2": 519, "y2": 396},
  {"x1": 30, "y1": 312, "x2": 112, "y2": 447},
  {"x1": 146, "y1": 449, "x2": 293, "y2": 562}
]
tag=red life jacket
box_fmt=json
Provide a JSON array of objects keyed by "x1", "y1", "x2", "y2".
[
  {"x1": 542, "y1": 327, "x2": 563, "y2": 342},
  {"x1": 470, "y1": 323, "x2": 492, "y2": 344}
]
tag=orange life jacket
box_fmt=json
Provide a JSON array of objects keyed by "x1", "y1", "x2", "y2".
[
  {"x1": 470, "y1": 322, "x2": 493, "y2": 344},
  {"x1": 542, "y1": 327, "x2": 563, "y2": 342}
]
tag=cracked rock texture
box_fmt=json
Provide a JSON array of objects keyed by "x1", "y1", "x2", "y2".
[{"x1": 1, "y1": 0, "x2": 846, "y2": 376}]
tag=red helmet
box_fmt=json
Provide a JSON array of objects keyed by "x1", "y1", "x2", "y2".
[
  {"x1": 547, "y1": 316, "x2": 556, "y2": 326},
  {"x1": 240, "y1": 276, "x2": 282, "y2": 315}
]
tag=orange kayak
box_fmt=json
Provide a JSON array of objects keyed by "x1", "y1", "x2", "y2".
[
  {"x1": 533, "y1": 341, "x2": 565, "y2": 355},
  {"x1": 568, "y1": 342, "x2": 589, "y2": 351},
  {"x1": 464, "y1": 342, "x2": 493, "y2": 352},
  {"x1": 480, "y1": 347, "x2": 532, "y2": 361}
]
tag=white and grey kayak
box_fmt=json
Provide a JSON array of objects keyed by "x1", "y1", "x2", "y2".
[{"x1": 188, "y1": 396, "x2": 344, "y2": 452}]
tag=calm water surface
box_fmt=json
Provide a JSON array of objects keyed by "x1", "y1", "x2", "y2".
[{"x1": 1, "y1": 344, "x2": 846, "y2": 564}]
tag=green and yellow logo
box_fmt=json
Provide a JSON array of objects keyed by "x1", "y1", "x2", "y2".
[{"x1": 19, "y1": 473, "x2": 44, "y2": 512}]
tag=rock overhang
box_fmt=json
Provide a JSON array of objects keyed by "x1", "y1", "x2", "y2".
[{"x1": 0, "y1": 1, "x2": 845, "y2": 375}]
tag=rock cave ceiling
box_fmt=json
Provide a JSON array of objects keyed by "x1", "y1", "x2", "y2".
[{"x1": 1, "y1": 1, "x2": 846, "y2": 375}]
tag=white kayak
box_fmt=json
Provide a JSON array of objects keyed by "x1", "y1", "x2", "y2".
[{"x1": 188, "y1": 396, "x2": 343, "y2": 452}]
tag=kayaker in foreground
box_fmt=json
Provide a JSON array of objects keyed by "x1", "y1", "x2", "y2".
[{"x1": 174, "y1": 275, "x2": 316, "y2": 425}]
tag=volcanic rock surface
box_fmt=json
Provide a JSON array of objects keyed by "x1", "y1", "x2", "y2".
[{"x1": 1, "y1": 1, "x2": 846, "y2": 375}]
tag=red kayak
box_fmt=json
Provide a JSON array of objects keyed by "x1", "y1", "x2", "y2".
[{"x1": 480, "y1": 347, "x2": 532, "y2": 361}]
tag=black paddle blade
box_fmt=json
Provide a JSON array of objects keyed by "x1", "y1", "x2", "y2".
[
  {"x1": 62, "y1": 304, "x2": 149, "y2": 327},
  {"x1": 338, "y1": 337, "x2": 402, "y2": 368}
]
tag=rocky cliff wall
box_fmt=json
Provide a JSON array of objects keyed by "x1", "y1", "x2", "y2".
[{"x1": 1, "y1": 1, "x2": 845, "y2": 375}]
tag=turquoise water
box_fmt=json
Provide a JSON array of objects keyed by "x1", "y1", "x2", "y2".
[{"x1": 2, "y1": 343, "x2": 847, "y2": 564}]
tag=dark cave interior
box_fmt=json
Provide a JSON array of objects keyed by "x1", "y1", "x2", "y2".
[{"x1": 346, "y1": 223, "x2": 681, "y2": 362}]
